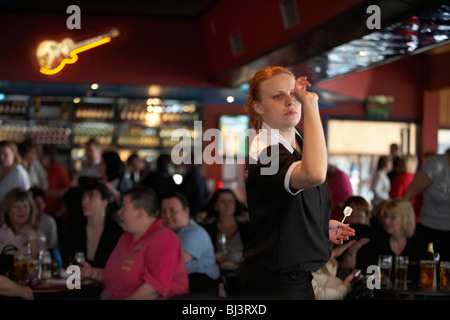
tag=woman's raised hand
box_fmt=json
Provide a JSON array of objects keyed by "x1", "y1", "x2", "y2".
[{"x1": 294, "y1": 76, "x2": 318, "y2": 104}]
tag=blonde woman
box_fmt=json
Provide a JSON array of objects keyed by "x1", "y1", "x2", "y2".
[
  {"x1": 0, "y1": 188, "x2": 39, "y2": 259},
  {"x1": 0, "y1": 141, "x2": 30, "y2": 202},
  {"x1": 353, "y1": 198, "x2": 427, "y2": 284},
  {"x1": 237, "y1": 66, "x2": 354, "y2": 300}
]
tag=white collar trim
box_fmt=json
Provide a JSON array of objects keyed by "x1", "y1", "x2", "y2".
[{"x1": 249, "y1": 122, "x2": 301, "y2": 160}]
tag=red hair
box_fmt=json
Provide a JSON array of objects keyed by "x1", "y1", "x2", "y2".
[{"x1": 243, "y1": 66, "x2": 295, "y2": 130}]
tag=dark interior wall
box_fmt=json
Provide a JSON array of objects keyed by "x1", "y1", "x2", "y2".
[
  {"x1": 315, "y1": 54, "x2": 425, "y2": 121},
  {"x1": 0, "y1": 13, "x2": 208, "y2": 86},
  {"x1": 199, "y1": 0, "x2": 362, "y2": 78}
]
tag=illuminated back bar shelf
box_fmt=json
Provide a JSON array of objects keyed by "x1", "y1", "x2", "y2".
[{"x1": 0, "y1": 95, "x2": 203, "y2": 156}]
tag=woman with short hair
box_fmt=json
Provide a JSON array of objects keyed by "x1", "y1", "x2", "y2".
[{"x1": 0, "y1": 140, "x2": 30, "y2": 203}]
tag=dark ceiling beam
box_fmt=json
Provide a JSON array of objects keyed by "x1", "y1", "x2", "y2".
[
  {"x1": 0, "y1": 0, "x2": 219, "y2": 20},
  {"x1": 211, "y1": 0, "x2": 447, "y2": 87}
]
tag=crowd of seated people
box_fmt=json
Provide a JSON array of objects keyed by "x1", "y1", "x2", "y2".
[
  {"x1": 313, "y1": 149, "x2": 450, "y2": 299},
  {"x1": 79, "y1": 186, "x2": 189, "y2": 300},
  {"x1": 0, "y1": 138, "x2": 217, "y2": 299},
  {"x1": 1, "y1": 135, "x2": 449, "y2": 301}
]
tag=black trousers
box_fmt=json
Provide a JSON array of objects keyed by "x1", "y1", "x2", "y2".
[{"x1": 237, "y1": 262, "x2": 315, "y2": 300}]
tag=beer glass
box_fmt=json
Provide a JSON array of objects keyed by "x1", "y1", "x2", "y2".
[
  {"x1": 13, "y1": 261, "x2": 27, "y2": 284},
  {"x1": 74, "y1": 252, "x2": 85, "y2": 265},
  {"x1": 420, "y1": 260, "x2": 435, "y2": 288},
  {"x1": 378, "y1": 255, "x2": 393, "y2": 288},
  {"x1": 215, "y1": 233, "x2": 228, "y2": 267},
  {"x1": 394, "y1": 256, "x2": 409, "y2": 289},
  {"x1": 440, "y1": 261, "x2": 450, "y2": 289},
  {"x1": 13, "y1": 249, "x2": 30, "y2": 285}
]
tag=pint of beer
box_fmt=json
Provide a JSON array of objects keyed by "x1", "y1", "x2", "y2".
[
  {"x1": 378, "y1": 255, "x2": 393, "y2": 288},
  {"x1": 420, "y1": 260, "x2": 435, "y2": 288},
  {"x1": 394, "y1": 256, "x2": 409, "y2": 289},
  {"x1": 440, "y1": 261, "x2": 450, "y2": 289},
  {"x1": 13, "y1": 261, "x2": 28, "y2": 284}
]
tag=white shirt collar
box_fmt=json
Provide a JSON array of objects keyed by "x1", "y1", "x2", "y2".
[{"x1": 249, "y1": 122, "x2": 301, "y2": 160}]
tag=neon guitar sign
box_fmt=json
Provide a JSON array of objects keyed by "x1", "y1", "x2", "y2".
[{"x1": 36, "y1": 28, "x2": 120, "y2": 75}]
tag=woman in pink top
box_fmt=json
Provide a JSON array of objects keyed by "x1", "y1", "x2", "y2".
[{"x1": 80, "y1": 186, "x2": 189, "y2": 300}]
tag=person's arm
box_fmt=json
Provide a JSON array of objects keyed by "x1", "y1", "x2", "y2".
[
  {"x1": 45, "y1": 188, "x2": 69, "y2": 197},
  {"x1": 182, "y1": 250, "x2": 193, "y2": 263},
  {"x1": 0, "y1": 275, "x2": 34, "y2": 300},
  {"x1": 125, "y1": 282, "x2": 160, "y2": 300},
  {"x1": 403, "y1": 170, "x2": 431, "y2": 201},
  {"x1": 291, "y1": 77, "x2": 328, "y2": 190},
  {"x1": 80, "y1": 261, "x2": 104, "y2": 283},
  {"x1": 104, "y1": 181, "x2": 122, "y2": 205},
  {"x1": 338, "y1": 238, "x2": 371, "y2": 270},
  {"x1": 331, "y1": 240, "x2": 356, "y2": 258}
]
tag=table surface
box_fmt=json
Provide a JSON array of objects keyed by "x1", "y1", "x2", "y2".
[
  {"x1": 30, "y1": 277, "x2": 99, "y2": 293},
  {"x1": 374, "y1": 283, "x2": 450, "y2": 299}
]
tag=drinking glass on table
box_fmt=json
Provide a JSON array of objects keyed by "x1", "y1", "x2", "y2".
[
  {"x1": 74, "y1": 252, "x2": 85, "y2": 265},
  {"x1": 13, "y1": 259, "x2": 27, "y2": 285},
  {"x1": 378, "y1": 255, "x2": 393, "y2": 288},
  {"x1": 13, "y1": 245, "x2": 31, "y2": 285},
  {"x1": 215, "y1": 233, "x2": 228, "y2": 267},
  {"x1": 40, "y1": 250, "x2": 52, "y2": 280},
  {"x1": 440, "y1": 261, "x2": 450, "y2": 289},
  {"x1": 420, "y1": 260, "x2": 435, "y2": 288},
  {"x1": 394, "y1": 256, "x2": 409, "y2": 290}
]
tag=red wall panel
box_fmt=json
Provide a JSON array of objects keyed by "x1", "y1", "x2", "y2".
[
  {"x1": 316, "y1": 54, "x2": 425, "y2": 120},
  {"x1": 0, "y1": 13, "x2": 207, "y2": 86},
  {"x1": 199, "y1": 0, "x2": 361, "y2": 77}
]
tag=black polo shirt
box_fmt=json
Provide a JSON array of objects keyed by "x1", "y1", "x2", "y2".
[{"x1": 243, "y1": 124, "x2": 332, "y2": 273}]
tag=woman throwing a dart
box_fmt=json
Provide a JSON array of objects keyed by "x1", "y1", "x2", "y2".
[{"x1": 237, "y1": 66, "x2": 355, "y2": 300}]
